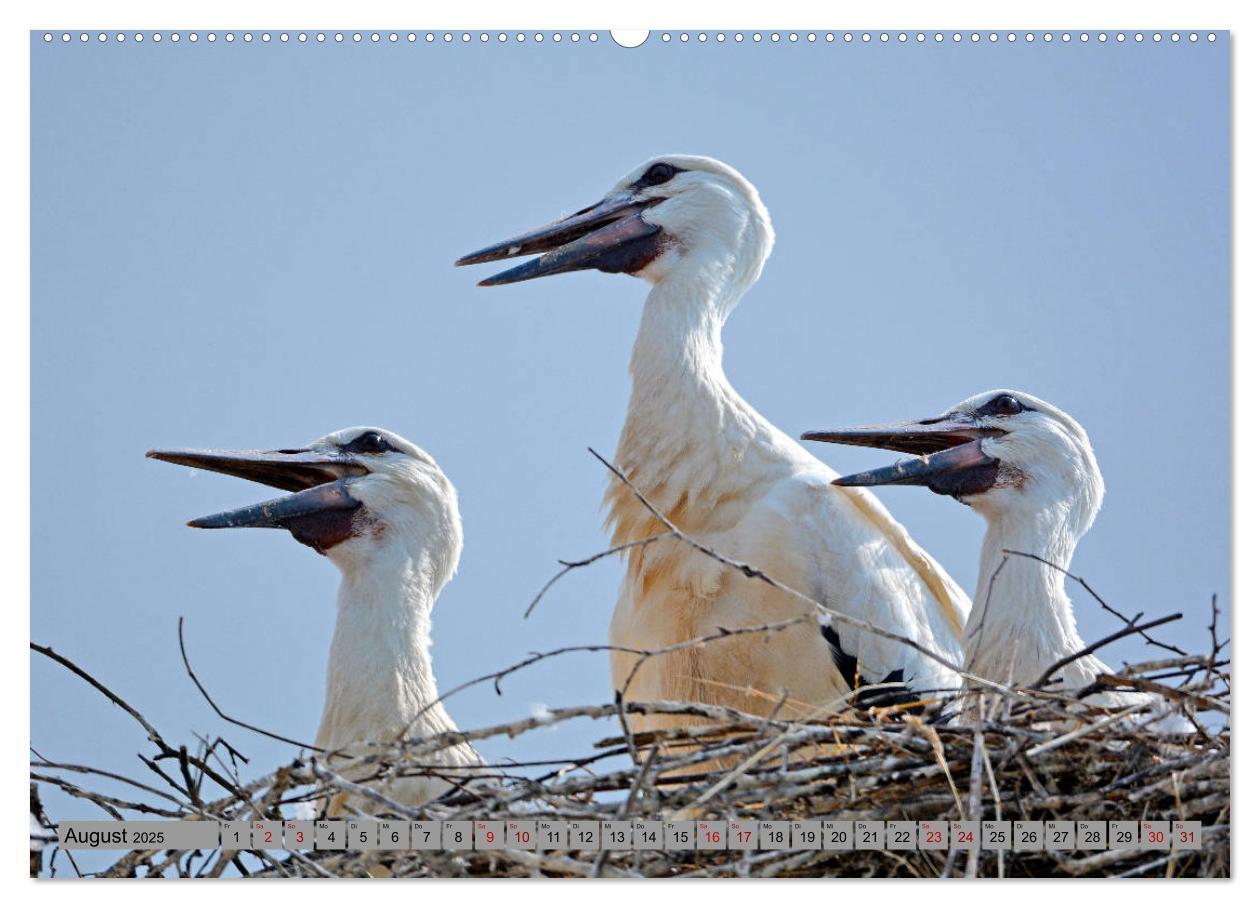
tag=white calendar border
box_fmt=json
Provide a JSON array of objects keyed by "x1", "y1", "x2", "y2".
[{"x1": 7, "y1": 0, "x2": 1246, "y2": 901}]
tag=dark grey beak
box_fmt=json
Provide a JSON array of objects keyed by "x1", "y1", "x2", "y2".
[
  {"x1": 456, "y1": 192, "x2": 663, "y2": 285},
  {"x1": 802, "y1": 417, "x2": 1004, "y2": 499},
  {"x1": 802, "y1": 416, "x2": 997, "y2": 457},
  {"x1": 146, "y1": 447, "x2": 369, "y2": 554}
]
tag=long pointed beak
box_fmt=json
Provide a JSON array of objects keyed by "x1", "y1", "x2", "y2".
[
  {"x1": 802, "y1": 417, "x2": 997, "y2": 457},
  {"x1": 146, "y1": 447, "x2": 369, "y2": 553},
  {"x1": 145, "y1": 447, "x2": 367, "y2": 493},
  {"x1": 803, "y1": 416, "x2": 1006, "y2": 498},
  {"x1": 184, "y1": 480, "x2": 360, "y2": 530},
  {"x1": 830, "y1": 439, "x2": 997, "y2": 490},
  {"x1": 456, "y1": 193, "x2": 663, "y2": 285}
]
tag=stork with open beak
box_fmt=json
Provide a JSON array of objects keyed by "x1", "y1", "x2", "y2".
[
  {"x1": 804, "y1": 391, "x2": 1192, "y2": 729},
  {"x1": 148, "y1": 427, "x2": 483, "y2": 808},
  {"x1": 458, "y1": 157, "x2": 970, "y2": 730}
]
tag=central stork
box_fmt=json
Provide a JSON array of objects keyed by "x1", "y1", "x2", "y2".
[{"x1": 459, "y1": 156, "x2": 970, "y2": 730}]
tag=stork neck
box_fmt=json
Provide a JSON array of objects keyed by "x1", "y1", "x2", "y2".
[
  {"x1": 609, "y1": 263, "x2": 779, "y2": 543},
  {"x1": 317, "y1": 540, "x2": 457, "y2": 751},
  {"x1": 965, "y1": 509, "x2": 1105, "y2": 690}
]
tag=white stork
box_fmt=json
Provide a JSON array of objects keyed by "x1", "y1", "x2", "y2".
[
  {"x1": 148, "y1": 427, "x2": 482, "y2": 806},
  {"x1": 806, "y1": 390, "x2": 1193, "y2": 729},
  {"x1": 458, "y1": 156, "x2": 970, "y2": 729}
]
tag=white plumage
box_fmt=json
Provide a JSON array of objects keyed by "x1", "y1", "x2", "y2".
[
  {"x1": 150, "y1": 427, "x2": 482, "y2": 808},
  {"x1": 814, "y1": 390, "x2": 1192, "y2": 731},
  {"x1": 459, "y1": 156, "x2": 971, "y2": 729}
]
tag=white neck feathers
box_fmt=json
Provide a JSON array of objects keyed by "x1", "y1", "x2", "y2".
[
  {"x1": 606, "y1": 260, "x2": 786, "y2": 550},
  {"x1": 965, "y1": 506, "x2": 1104, "y2": 689},
  {"x1": 316, "y1": 533, "x2": 467, "y2": 756}
]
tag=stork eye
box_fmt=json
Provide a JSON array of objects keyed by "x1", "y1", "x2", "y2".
[
  {"x1": 985, "y1": 394, "x2": 1025, "y2": 417},
  {"x1": 641, "y1": 162, "x2": 678, "y2": 187},
  {"x1": 344, "y1": 431, "x2": 394, "y2": 455}
]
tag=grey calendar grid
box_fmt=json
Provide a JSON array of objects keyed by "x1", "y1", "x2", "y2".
[{"x1": 57, "y1": 819, "x2": 1204, "y2": 854}]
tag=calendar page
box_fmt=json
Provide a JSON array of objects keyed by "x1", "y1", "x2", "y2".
[{"x1": 27, "y1": 7, "x2": 1231, "y2": 883}]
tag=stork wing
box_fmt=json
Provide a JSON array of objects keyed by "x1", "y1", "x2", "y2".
[{"x1": 803, "y1": 480, "x2": 971, "y2": 703}]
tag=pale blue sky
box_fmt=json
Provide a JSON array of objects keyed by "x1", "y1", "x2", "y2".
[{"x1": 31, "y1": 33, "x2": 1228, "y2": 841}]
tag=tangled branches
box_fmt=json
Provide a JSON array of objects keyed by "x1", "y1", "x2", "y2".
[{"x1": 29, "y1": 452, "x2": 1230, "y2": 879}]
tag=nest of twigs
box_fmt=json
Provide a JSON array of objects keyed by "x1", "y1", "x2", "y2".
[
  {"x1": 29, "y1": 454, "x2": 1231, "y2": 879},
  {"x1": 31, "y1": 643, "x2": 1229, "y2": 879}
]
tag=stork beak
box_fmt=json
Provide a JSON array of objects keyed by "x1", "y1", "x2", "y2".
[
  {"x1": 456, "y1": 192, "x2": 663, "y2": 285},
  {"x1": 826, "y1": 440, "x2": 997, "y2": 490},
  {"x1": 802, "y1": 417, "x2": 997, "y2": 457},
  {"x1": 802, "y1": 417, "x2": 1004, "y2": 497},
  {"x1": 146, "y1": 447, "x2": 369, "y2": 554}
]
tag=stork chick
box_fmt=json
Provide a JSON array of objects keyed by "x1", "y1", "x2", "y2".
[
  {"x1": 148, "y1": 427, "x2": 482, "y2": 807},
  {"x1": 458, "y1": 156, "x2": 970, "y2": 729},
  {"x1": 805, "y1": 391, "x2": 1191, "y2": 728}
]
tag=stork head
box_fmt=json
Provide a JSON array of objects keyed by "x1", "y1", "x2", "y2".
[
  {"x1": 456, "y1": 154, "x2": 774, "y2": 294},
  {"x1": 147, "y1": 427, "x2": 462, "y2": 576},
  {"x1": 802, "y1": 390, "x2": 1104, "y2": 530}
]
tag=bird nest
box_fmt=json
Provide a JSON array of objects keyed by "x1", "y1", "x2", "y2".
[
  {"x1": 30, "y1": 456, "x2": 1230, "y2": 879},
  {"x1": 31, "y1": 641, "x2": 1229, "y2": 879}
]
